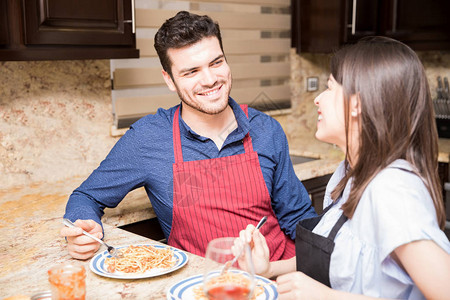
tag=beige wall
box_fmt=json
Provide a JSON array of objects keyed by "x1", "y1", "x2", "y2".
[{"x1": 1, "y1": 51, "x2": 449, "y2": 190}]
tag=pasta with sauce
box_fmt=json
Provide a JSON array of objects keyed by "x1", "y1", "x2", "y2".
[
  {"x1": 105, "y1": 245, "x2": 176, "y2": 273},
  {"x1": 194, "y1": 272, "x2": 267, "y2": 300}
]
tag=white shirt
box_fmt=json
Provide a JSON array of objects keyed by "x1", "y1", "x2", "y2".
[{"x1": 312, "y1": 159, "x2": 450, "y2": 299}]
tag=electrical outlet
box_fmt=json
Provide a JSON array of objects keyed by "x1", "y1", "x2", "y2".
[{"x1": 307, "y1": 77, "x2": 319, "y2": 92}]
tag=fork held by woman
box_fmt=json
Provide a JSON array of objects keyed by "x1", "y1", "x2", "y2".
[{"x1": 222, "y1": 216, "x2": 268, "y2": 274}]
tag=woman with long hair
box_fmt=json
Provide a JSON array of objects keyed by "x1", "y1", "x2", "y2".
[{"x1": 235, "y1": 36, "x2": 450, "y2": 299}]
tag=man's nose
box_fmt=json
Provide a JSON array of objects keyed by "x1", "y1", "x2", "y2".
[{"x1": 200, "y1": 69, "x2": 217, "y2": 86}]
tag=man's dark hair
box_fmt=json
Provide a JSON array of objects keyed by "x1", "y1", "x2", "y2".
[{"x1": 154, "y1": 11, "x2": 224, "y2": 78}]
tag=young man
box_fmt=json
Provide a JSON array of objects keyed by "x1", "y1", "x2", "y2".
[{"x1": 61, "y1": 11, "x2": 316, "y2": 260}]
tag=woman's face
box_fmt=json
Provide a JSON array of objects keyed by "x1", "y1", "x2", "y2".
[{"x1": 314, "y1": 75, "x2": 347, "y2": 151}]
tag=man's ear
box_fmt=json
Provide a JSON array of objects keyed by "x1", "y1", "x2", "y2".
[{"x1": 162, "y1": 69, "x2": 176, "y2": 92}]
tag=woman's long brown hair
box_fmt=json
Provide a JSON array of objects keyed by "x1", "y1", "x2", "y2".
[{"x1": 330, "y1": 36, "x2": 446, "y2": 229}]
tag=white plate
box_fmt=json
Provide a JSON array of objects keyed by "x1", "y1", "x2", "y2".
[
  {"x1": 89, "y1": 244, "x2": 188, "y2": 279},
  {"x1": 166, "y1": 271, "x2": 278, "y2": 300}
]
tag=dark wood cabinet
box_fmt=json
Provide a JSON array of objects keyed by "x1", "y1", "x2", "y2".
[
  {"x1": 291, "y1": 0, "x2": 345, "y2": 53},
  {"x1": 302, "y1": 173, "x2": 332, "y2": 214},
  {"x1": 119, "y1": 218, "x2": 167, "y2": 243},
  {"x1": 0, "y1": 1, "x2": 8, "y2": 46},
  {"x1": 438, "y1": 162, "x2": 450, "y2": 223},
  {"x1": 292, "y1": 0, "x2": 450, "y2": 53},
  {"x1": 344, "y1": 0, "x2": 378, "y2": 44},
  {"x1": 0, "y1": 0, "x2": 139, "y2": 61},
  {"x1": 380, "y1": 0, "x2": 450, "y2": 51}
]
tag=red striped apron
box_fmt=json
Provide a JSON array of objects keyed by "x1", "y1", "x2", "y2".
[{"x1": 167, "y1": 105, "x2": 295, "y2": 260}]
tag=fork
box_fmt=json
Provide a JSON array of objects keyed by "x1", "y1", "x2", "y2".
[
  {"x1": 220, "y1": 216, "x2": 268, "y2": 274},
  {"x1": 62, "y1": 218, "x2": 122, "y2": 258}
]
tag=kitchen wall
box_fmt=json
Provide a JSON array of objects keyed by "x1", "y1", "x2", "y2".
[
  {"x1": 0, "y1": 60, "x2": 117, "y2": 190},
  {"x1": 286, "y1": 49, "x2": 450, "y2": 158},
  {"x1": 1, "y1": 51, "x2": 449, "y2": 190}
]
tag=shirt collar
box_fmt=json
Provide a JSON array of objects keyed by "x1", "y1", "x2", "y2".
[
  {"x1": 178, "y1": 97, "x2": 250, "y2": 144},
  {"x1": 386, "y1": 159, "x2": 418, "y2": 174}
]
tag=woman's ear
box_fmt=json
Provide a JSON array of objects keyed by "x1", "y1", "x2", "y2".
[
  {"x1": 350, "y1": 94, "x2": 361, "y2": 118},
  {"x1": 162, "y1": 69, "x2": 177, "y2": 92}
]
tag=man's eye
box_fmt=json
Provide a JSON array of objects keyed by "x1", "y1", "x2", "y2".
[
  {"x1": 212, "y1": 60, "x2": 223, "y2": 66},
  {"x1": 184, "y1": 70, "x2": 197, "y2": 76}
]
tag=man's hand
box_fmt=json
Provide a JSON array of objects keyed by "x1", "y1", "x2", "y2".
[{"x1": 60, "y1": 219, "x2": 103, "y2": 260}]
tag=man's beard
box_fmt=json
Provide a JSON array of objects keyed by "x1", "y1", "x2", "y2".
[{"x1": 176, "y1": 81, "x2": 232, "y2": 115}]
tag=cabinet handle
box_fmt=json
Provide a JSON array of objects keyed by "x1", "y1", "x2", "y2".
[
  {"x1": 131, "y1": 0, "x2": 136, "y2": 34},
  {"x1": 124, "y1": 0, "x2": 136, "y2": 34},
  {"x1": 391, "y1": 0, "x2": 397, "y2": 33},
  {"x1": 351, "y1": 0, "x2": 357, "y2": 35}
]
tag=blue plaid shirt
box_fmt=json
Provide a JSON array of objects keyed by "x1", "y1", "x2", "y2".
[{"x1": 64, "y1": 98, "x2": 317, "y2": 240}]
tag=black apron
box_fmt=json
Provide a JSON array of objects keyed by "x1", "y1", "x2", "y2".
[{"x1": 295, "y1": 203, "x2": 348, "y2": 287}]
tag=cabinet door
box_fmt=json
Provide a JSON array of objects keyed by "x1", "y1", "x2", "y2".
[
  {"x1": 0, "y1": 0, "x2": 8, "y2": 46},
  {"x1": 382, "y1": 0, "x2": 450, "y2": 50},
  {"x1": 292, "y1": 0, "x2": 378, "y2": 53},
  {"x1": 23, "y1": 0, "x2": 134, "y2": 46},
  {"x1": 292, "y1": 0, "x2": 346, "y2": 53},
  {"x1": 344, "y1": 0, "x2": 378, "y2": 43},
  {"x1": 292, "y1": 0, "x2": 450, "y2": 53}
]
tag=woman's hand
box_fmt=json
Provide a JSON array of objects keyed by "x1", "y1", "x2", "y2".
[
  {"x1": 233, "y1": 224, "x2": 271, "y2": 277},
  {"x1": 277, "y1": 271, "x2": 331, "y2": 300},
  {"x1": 60, "y1": 219, "x2": 103, "y2": 260}
]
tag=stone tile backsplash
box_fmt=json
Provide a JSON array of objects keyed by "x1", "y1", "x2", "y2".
[
  {"x1": 0, "y1": 60, "x2": 117, "y2": 189},
  {"x1": 1, "y1": 51, "x2": 449, "y2": 189}
]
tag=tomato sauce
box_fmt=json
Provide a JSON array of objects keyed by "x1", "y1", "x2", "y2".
[{"x1": 207, "y1": 285, "x2": 251, "y2": 300}]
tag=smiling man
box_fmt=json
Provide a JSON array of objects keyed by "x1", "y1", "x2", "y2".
[
  {"x1": 61, "y1": 11, "x2": 316, "y2": 260},
  {"x1": 161, "y1": 35, "x2": 234, "y2": 149}
]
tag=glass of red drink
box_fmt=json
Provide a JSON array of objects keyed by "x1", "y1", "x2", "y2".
[
  {"x1": 48, "y1": 263, "x2": 86, "y2": 300},
  {"x1": 203, "y1": 237, "x2": 255, "y2": 300}
]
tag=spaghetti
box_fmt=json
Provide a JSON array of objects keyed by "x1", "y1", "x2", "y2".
[
  {"x1": 193, "y1": 272, "x2": 266, "y2": 300},
  {"x1": 105, "y1": 245, "x2": 176, "y2": 273}
]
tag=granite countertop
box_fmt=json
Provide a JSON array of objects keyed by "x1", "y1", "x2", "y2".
[
  {"x1": 9, "y1": 138, "x2": 449, "y2": 230},
  {"x1": 0, "y1": 183, "x2": 208, "y2": 299},
  {"x1": 1, "y1": 139, "x2": 449, "y2": 298},
  {"x1": 0, "y1": 150, "x2": 341, "y2": 299}
]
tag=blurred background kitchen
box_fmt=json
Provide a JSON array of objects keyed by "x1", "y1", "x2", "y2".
[{"x1": 1, "y1": 0, "x2": 449, "y2": 236}]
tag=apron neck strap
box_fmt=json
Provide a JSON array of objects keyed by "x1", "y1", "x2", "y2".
[
  {"x1": 327, "y1": 213, "x2": 348, "y2": 240},
  {"x1": 322, "y1": 195, "x2": 348, "y2": 240},
  {"x1": 172, "y1": 104, "x2": 253, "y2": 163},
  {"x1": 240, "y1": 104, "x2": 253, "y2": 153},
  {"x1": 173, "y1": 106, "x2": 184, "y2": 163}
]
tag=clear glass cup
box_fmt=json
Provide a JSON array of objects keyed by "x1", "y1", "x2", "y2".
[
  {"x1": 203, "y1": 237, "x2": 255, "y2": 300},
  {"x1": 48, "y1": 263, "x2": 86, "y2": 300}
]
